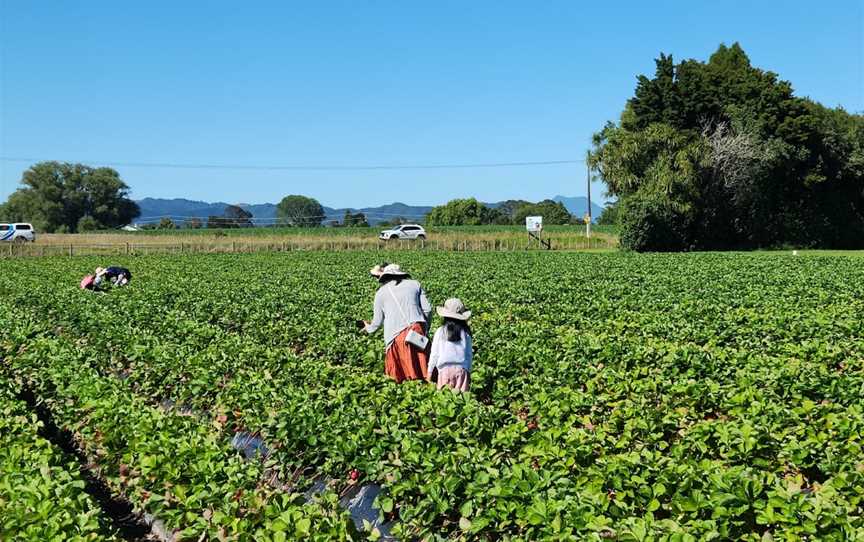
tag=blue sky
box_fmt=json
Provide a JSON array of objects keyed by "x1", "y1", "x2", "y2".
[{"x1": 1, "y1": 1, "x2": 861, "y2": 208}]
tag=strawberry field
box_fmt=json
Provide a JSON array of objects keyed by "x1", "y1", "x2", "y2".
[{"x1": 1, "y1": 251, "x2": 863, "y2": 541}]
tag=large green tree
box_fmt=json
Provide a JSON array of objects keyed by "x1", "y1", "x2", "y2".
[
  {"x1": 342, "y1": 210, "x2": 369, "y2": 227},
  {"x1": 426, "y1": 198, "x2": 505, "y2": 226},
  {"x1": 590, "y1": 43, "x2": 864, "y2": 251},
  {"x1": 513, "y1": 199, "x2": 572, "y2": 226},
  {"x1": 0, "y1": 162, "x2": 139, "y2": 232},
  {"x1": 276, "y1": 195, "x2": 326, "y2": 227}
]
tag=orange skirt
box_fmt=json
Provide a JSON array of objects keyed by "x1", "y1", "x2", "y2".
[{"x1": 384, "y1": 323, "x2": 430, "y2": 383}]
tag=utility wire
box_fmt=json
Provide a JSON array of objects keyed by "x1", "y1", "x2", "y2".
[{"x1": 0, "y1": 156, "x2": 584, "y2": 171}]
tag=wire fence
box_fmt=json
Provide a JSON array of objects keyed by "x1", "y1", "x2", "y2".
[{"x1": 0, "y1": 236, "x2": 613, "y2": 258}]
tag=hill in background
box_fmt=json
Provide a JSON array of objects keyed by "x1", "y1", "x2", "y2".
[{"x1": 136, "y1": 196, "x2": 603, "y2": 226}]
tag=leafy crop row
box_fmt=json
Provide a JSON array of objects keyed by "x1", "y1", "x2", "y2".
[
  {"x1": 0, "y1": 314, "x2": 358, "y2": 541},
  {"x1": 1, "y1": 251, "x2": 863, "y2": 540},
  {"x1": 0, "y1": 375, "x2": 119, "y2": 541}
]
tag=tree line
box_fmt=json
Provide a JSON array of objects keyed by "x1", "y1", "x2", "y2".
[
  {"x1": 424, "y1": 197, "x2": 575, "y2": 226},
  {"x1": 590, "y1": 43, "x2": 864, "y2": 251},
  {"x1": 0, "y1": 162, "x2": 580, "y2": 231}
]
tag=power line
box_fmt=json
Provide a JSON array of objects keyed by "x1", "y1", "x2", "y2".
[{"x1": 0, "y1": 156, "x2": 584, "y2": 171}]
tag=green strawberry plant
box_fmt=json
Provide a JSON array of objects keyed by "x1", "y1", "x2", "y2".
[{"x1": 0, "y1": 251, "x2": 862, "y2": 540}]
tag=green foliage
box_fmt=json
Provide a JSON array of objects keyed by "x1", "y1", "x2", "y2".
[
  {"x1": 276, "y1": 195, "x2": 326, "y2": 227},
  {"x1": 426, "y1": 198, "x2": 505, "y2": 226},
  {"x1": 618, "y1": 194, "x2": 691, "y2": 251},
  {"x1": 592, "y1": 43, "x2": 864, "y2": 251},
  {"x1": 158, "y1": 217, "x2": 176, "y2": 230},
  {"x1": 513, "y1": 199, "x2": 572, "y2": 226},
  {"x1": 76, "y1": 215, "x2": 102, "y2": 232},
  {"x1": 494, "y1": 199, "x2": 531, "y2": 222},
  {"x1": 0, "y1": 162, "x2": 139, "y2": 233},
  {"x1": 596, "y1": 201, "x2": 619, "y2": 225},
  {"x1": 0, "y1": 377, "x2": 120, "y2": 541},
  {"x1": 342, "y1": 211, "x2": 369, "y2": 227},
  {"x1": 2, "y1": 251, "x2": 863, "y2": 539},
  {"x1": 224, "y1": 204, "x2": 254, "y2": 227}
]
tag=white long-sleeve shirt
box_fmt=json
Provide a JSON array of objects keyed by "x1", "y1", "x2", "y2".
[{"x1": 429, "y1": 327, "x2": 473, "y2": 373}]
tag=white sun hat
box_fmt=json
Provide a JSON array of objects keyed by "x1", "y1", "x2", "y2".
[
  {"x1": 380, "y1": 263, "x2": 409, "y2": 277},
  {"x1": 437, "y1": 298, "x2": 471, "y2": 321}
]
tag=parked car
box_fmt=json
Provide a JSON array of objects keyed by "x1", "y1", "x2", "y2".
[
  {"x1": 378, "y1": 224, "x2": 427, "y2": 241},
  {"x1": 0, "y1": 223, "x2": 36, "y2": 242}
]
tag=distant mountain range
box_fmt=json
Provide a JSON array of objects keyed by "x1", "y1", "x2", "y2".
[{"x1": 135, "y1": 196, "x2": 604, "y2": 226}]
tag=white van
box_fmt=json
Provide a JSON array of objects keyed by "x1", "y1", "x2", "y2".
[{"x1": 0, "y1": 223, "x2": 36, "y2": 242}]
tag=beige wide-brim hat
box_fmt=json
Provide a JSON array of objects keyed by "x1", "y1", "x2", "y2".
[
  {"x1": 380, "y1": 263, "x2": 409, "y2": 277},
  {"x1": 437, "y1": 298, "x2": 471, "y2": 320},
  {"x1": 95, "y1": 267, "x2": 106, "y2": 276}
]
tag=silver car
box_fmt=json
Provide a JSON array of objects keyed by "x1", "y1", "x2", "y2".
[
  {"x1": 0, "y1": 223, "x2": 36, "y2": 242},
  {"x1": 379, "y1": 224, "x2": 427, "y2": 241}
]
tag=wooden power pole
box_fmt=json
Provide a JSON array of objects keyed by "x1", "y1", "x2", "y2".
[{"x1": 586, "y1": 162, "x2": 592, "y2": 240}]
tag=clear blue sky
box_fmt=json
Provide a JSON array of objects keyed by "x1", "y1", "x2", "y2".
[{"x1": 1, "y1": 1, "x2": 861, "y2": 208}]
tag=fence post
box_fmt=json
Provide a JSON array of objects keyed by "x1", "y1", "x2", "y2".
[{"x1": 69, "y1": 244, "x2": 73, "y2": 257}]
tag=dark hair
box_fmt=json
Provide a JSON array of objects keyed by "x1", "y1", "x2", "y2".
[
  {"x1": 378, "y1": 273, "x2": 409, "y2": 286},
  {"x1": 443, "y1": 317, "x2": 470, "y2": 342}
]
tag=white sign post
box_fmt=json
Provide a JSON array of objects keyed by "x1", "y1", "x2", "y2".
[
  {"x1": 525, "y1": 216, "x2": 550, "y2": 249},
  {"x1": 525, "y1": 216, "x2": 543, "y2": 233}
]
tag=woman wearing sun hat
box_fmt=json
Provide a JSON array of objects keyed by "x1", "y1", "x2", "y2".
[
  {"x1": 362, "y1": 263, "x2": 432, "y2": 383},
  {"x1": 94, "y1": 265, "x2": 132, "y2": 287},
  {"x1": 428, "y1": 298, "x2": 473, "y2": 392}
]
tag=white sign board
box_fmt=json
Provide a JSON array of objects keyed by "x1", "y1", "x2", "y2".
[{"x1": 525, "y1": 216, "x2": 543, "y2": 232}]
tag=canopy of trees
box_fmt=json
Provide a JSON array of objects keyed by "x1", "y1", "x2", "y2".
[
  {"x1": 513, "y1": 199, "x2": 572, "y2": 226},
  {"x1": 596, "y1": 201, "x2": 620, "y2": 225},
  {"x1": 426, "y1": 198, "x2": 502, "y2": 226},
  {"x1": 276, "y1": 195, "x2": 325, "y2": 227},
  {"x1": 0, "y1": 162, "x2": 140, "y2": 232},
  {"x1": 342, "y1": 211, "x2": 369, "y2": 227},
  {"x1": 426, "y1": 197, "x2": 573, "y2": 226},
  {"x1": 589, "y1": 43, "x2": 864, "y2": 251},
  {"x1": 208, "y1": 205, "x2": 254, "y2": 228}
]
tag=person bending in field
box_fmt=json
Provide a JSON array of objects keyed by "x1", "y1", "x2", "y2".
[
  {"x1": 80, "y1": 274, "x2": 101, "y2": 291},
  {"x1": 428, "y1": 298, "x2": 473, "y2": 392},
  {"x1": 95, "y1": 266, "x2": 132, "y2": 287},
  {"x1": 361, "y1": 264, "x2": 432, "y2": 383}
]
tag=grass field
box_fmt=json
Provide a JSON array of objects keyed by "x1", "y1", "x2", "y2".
[
  {"x1": 6, "y1": 225, "x2": 618, "y2": 257},
  {"x1": 1, "y1": 251, "x2": 862, "y2": 540}
]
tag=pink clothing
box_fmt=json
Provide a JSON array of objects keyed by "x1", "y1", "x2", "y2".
[{"x1": 436, "y1": 365, "x2": 470, "y2": 392}]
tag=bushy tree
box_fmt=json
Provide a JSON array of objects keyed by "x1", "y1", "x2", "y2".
[
  {"x1": 76, "y1": 215, "x2": 101, "y2": 232},
  {"x1": 596, "y1": 202, "x2": 620, "y2": 225},
  {"x1": 276, "y1": 195, "x2": 325, "y2": 227},
  {"x1": 513, "y1": 200, "x2": 572, "y2": 226},
  {"x1": 342, "y1": 210, "x2": 369, "y2": 227},
  {"x1": 0, "y1": 162, "x2": 139, "y2": 232},
  {"x1": 224, "y1": 205, "x2": 254, "y2": 228},
  {"x1": 590, "y1": 43, "x2": 864, "y2": 251},
  {"x1": 426, "y1": 198, "x2": 504, "y2": 226},
  {"x1": 494, "y1": 200, "x2": 531, "y2": 224}
]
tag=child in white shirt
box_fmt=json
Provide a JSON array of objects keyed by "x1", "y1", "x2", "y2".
[{"x1": 429, "y1": 298, "x2": 473, "y2": 392}]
